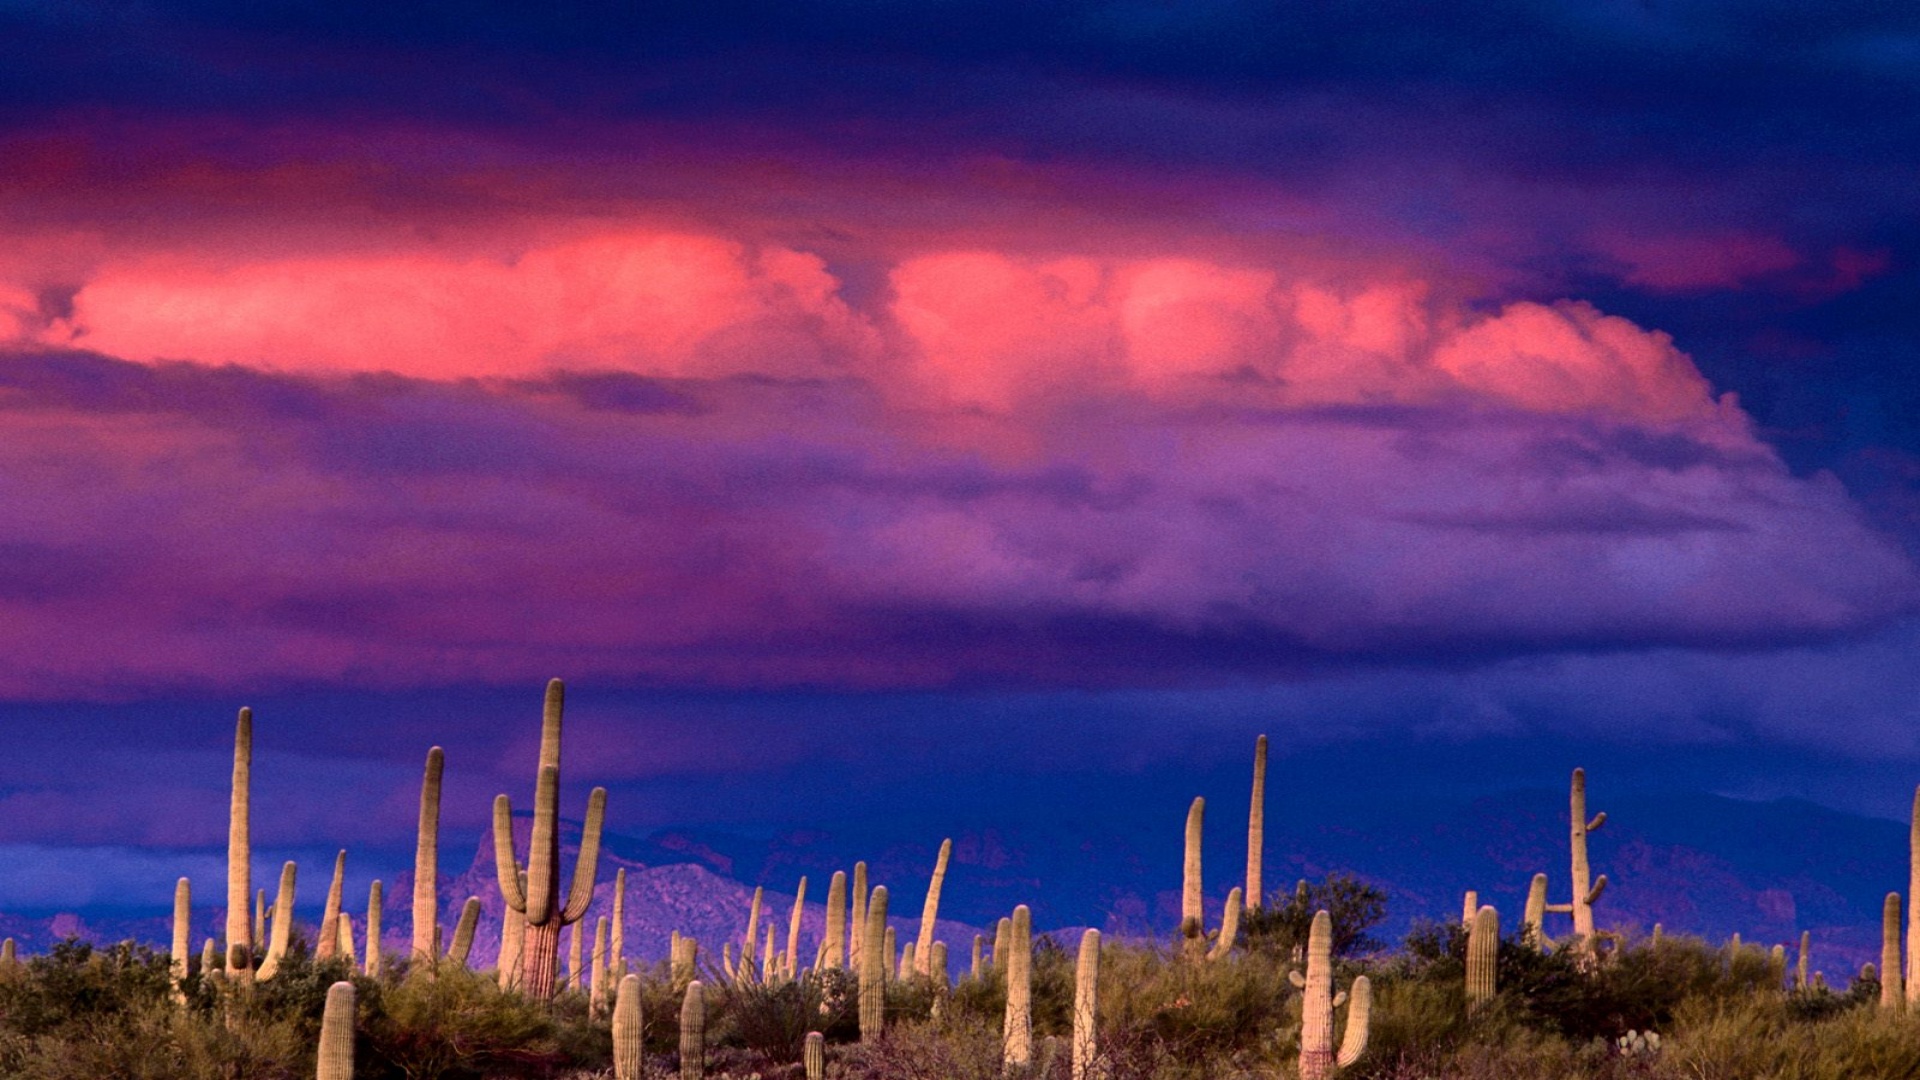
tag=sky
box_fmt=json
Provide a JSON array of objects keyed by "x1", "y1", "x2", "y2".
[{"x1": 1, "y1": 1, "x2": 1919, "y2": 921}]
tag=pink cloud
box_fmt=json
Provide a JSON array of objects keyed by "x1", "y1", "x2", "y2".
[{"x1": 1588, "y1": 230, "x2": 1802, "y2": 292}]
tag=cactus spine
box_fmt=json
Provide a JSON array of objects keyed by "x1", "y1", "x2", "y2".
[
  {"x1": 491, "y1": 679, "x2": 607, "y2": 999},
  {"x1": 254, "y1": 861, "x2": 298, "y2": 981},
  {"x1": 1247, "y1": 734, "x2": 1266, "y2": 911},
  {"x1": 849, "y1": 862, "x2": 868, "y2": 971},
  {"x1": 613, "y1": 974, "x2": 643, "y2": 1080},
  {"x1": 804, "y1": 1031, "x2": 825, "y2": 1079},
  {"x1": 859, "y1": 886, "x2": 888, "y2": 1041},
  {"x1": 824, "y1": 870, "x2": 847, "y2": 969},
  {"x1": 1004, "y1": 904, "x2": 1033, "y2": 1073},
  {"x1": 364, "y1": 881, "x2": 382, "y2": 977},
  {"x1": 226, "y1": 708, "x2": 252, "y2": 976},
  {"x1": 317, "y1": 850, "x2": 347, "y2": 962},
  {"x1": 1206, "y1": 888, "x2": 1242, "y2": 961},
  {"x1": 916, "y1": 839, "x2": 952, "y2": 977},
  {"x1": 1289, "y1": 910, "x2": 1370, "y2": 1079},
  {"x1": 1072, "y1": 928, "x2": 1099, "y2": 1080},
  {"x1": 1466, "y1": 905, "x2": 1498, "y2": 1011},
  {"x1": 680, "y1": 980, "x2": 705, "y2": 1080},
  {"x1": 171, "y1": 877, "x2": 191, "y2": 1005},
  {"x1": 786, "y1": 877, "x2": 808, "y2": 980},
  {"x1": 1884, "y1": 892, "x2": 1904, "y2": 1009},
  {"x1": 1181, "y1": 797, "x2": 1205, "y2": 959},
  {"x1": 317, "y1": 980, "x2": 355, "y2": 1080},
  {"x1": 412, "y1": 747, "x2": 443, "y2": 965}
]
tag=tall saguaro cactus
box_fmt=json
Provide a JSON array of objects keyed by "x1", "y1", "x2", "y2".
[
  {"x1": 365, "y1": 881, "x2": 383, "y2": 977},
  {"x1": 317, "y1": 850, "x2": 347, "y2": 962},
  {"x1": 171, "y1": 878, "x2": 191, "y2": 1006},
  {"x1": 412, "y1": 747, "x2": 444, "y2": 964},
  {"x1": 1004, "y1": 904, "x2": 1033, "y2": 1073},
  {"x1": 786, "y1": 877, "x2": 808, "y2": 980},
  {"x1": 1247, "y1": 735, "x2": 1267, "y2": 911},
  {"x1": 226, "y1": 708, "x2": 253, "y2": 976},
  {"x1": 860, "y1": 886, "x2": 888, "y2": 1041},
  {"x1": 1289, "y1": 911, "x2": 1371, "y2": 1080},
  {"x1": 849, "y1": 863, "x2": 868, "y2": 971},
  {"x1": 824, "y1": 871, "x2": 848, "y2": 969},
  {"x1": 1182, "y1": 797, "x2": 1206, "y2": 959},
  {"x1": 491, "y1": 679, "x2": 607, "y2": 999},
  {"x1": 1466, "y1": 906, "x2": 1499, "y2": 1011},
  {"x1": 916, "y1": 839, "x2": 952, "y2": 977},
  {"x1": 1565, "y1": 768, "x2": 1607, "y2": 950},
  {"x1": 1884, "y1": 893, "x2": 1904, "y2": 1009},
  {"x1": 1072, "y1": 928, "x2": 1099, "y2": 1080}
]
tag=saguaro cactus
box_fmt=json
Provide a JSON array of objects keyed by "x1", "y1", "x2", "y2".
[
  {"x1": 613, "y1": 974, "x2": 643, "y2": 1080},
  {"x1": 786, "y1": 877, "x2": 808, "y2": 980},
  {"x1": 491, "y1": 679, "x2": 607, "y2": 999},
  {"x1": 804, "y1": 1031, "x2": 825, "y2": 1079},
  {"x1": 591, "y1": 918, "x2": 610, "y2": 1016},
  {"x1": 1466, "y1": 905, "x2": 1498, "y2": 1011},
  {"x1": 742, "y1": 887, "x2": 764, "y2": 981},
  {"x1": 1004, "y1": 904, "x2": 1033, "y2": 1073},
  {"x1": 860, "y1": 886, "x2": 888, "y2": 1041},
  {"x1": 993, "y1": 917, "x2": 1011, "y2": 973},
  {"x1": 499, "y1": 869, "x2": 526, "y2": 989},
  {"x1": 1206, "y1": 888, "x2": 1242, "y2": 962},
  {"x1": 338, "y1": 913, "x2": 357, "y2": 967},
  {"x1": 680, "y1": 980, "x2": 706, "y2": 1080},
  {"x1": 412, "y1": 747, "x2": 444, "y2": 964},
  {"x1": 254, "y1": 861, "x2": 298, "y2": 981},
  {"x1": 1883, "y1": 893, "x2": 1904, "y2": 1009},
  {"x1": 364, "y1": 881, "x2": 383, "y2": 977},
  {"x1": 317, "y1": 850, "x2": 347, "y2": 962},
  {"x1": 226, "y1": 708, "x2": 253, "y2": 976},
  {"x1": 1289, "y1": 911, "x2": 1371, "y2": 1080},
  {"x1": 849, "y1": 863, "x2": 868, "y2": 971},
  {"x1": 1563, "y1": 769, "x2": 1607, "y2": 953},
  {"x1": 1461, "y1": 891, "x2": 1478, "y2": 927},
  {"x1": 317, "y1": 980, "x2": 355, "y2": 1080},
  {"x1": 611, "y1": 867, "x2": 627, "y2": 975},
  {"x1": 972, "y1": 934, "x2": 984, "y2": 979},
  {"x1": 1072, "y1": 928, "x2": 1099, "y2": 1080},
  {"x1": 447, "y1": 898, "x2": 482, "y2": 967},
  {"x1": 916, "y1": 839, "x2": 952, "y2": 977},
  {"x1": 1181, "y1": 797, "x2": 1206, "y2": 959},
  {"x1": 824, "y1": 871, "x2": 848, "y2": 969},
  {"x1": 171, "y1": 877, "x2": 191, "y2": 1005},
  {"x1": 1522, "y1": 874, "x2": 1549, "y2": 948},
  {"x1": 1247, "y1": 735, "x2": 1267, "y2": 911},
  {"x1": 1796, "y1": 931, "x2": 1810, "y2": 990},
  {"x1": 1909, "y1": 786, "x2": 1919, "y2": 1004}
]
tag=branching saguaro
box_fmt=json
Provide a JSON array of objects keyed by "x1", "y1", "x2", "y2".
[{"x1": 491, "y1": 679, "x2": 607, "y2": 999}]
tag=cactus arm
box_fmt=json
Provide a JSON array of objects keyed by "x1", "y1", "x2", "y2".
[
  {"x1": 1587, "y1": 812, "x2": 1606, "y2": 832},
  {"x1": 1544, "y1": 903, "x2": 1574, "y2": 913},
  {"x1": 1585, "y1": 876, "x2": 1608, "y2": 906},
  {"x1": 526, "y1": 764, "x2": 560, "y2": 925},
  {"x1": 1289, "y1": 969, "x2": 1305, "y2": 988},
  {"x1": 412, "y1": 747, "x2": 444, "y2": 962},
  {"x1": 1332, "y1": 990, "x2": 1347, "y2": 1008},
  {"x1": 559, "y1": 786, "x2": 608, "y2": 924},
  {"x1": 539, "y1": 678, "x2": 565, "y2": 776},
  {"x1": 493, "y1": 795, "x2": 527, "y2": 912},
  {"x1": 1335, "y1": 975, "x2": 1372, "y2": 1068}
]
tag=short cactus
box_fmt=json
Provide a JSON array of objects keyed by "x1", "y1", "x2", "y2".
[
  {"x1": 317, "y1": 980, "x2": 355, "y2": 1080},
  {"x1": 1522, "y1": 874, "x2": 1549, "y2": 948},
  {"x1": 972, "y1": 934, "x2": 984, "y2": 980},
  {"x1": 447, "y1": 898, "x2": 481, "y2": 968},
  {"x1": 1882, "y1": 893, "x2": 1903, "y2": 1009},
  {"x1": 612, "y1": 974, "x2": 643, "y2": 1080},
  {"x1": 679, "y1": 979, "x2": 705, "y2": 1080},
  {"x1": 1796, "y1": 930, "x2": 1809, "y2": 990},
  {"x1": 1466, "y1": 905, "x2": 1498, "y2": 1011},
  {"x1": 804, "y1": 1030, "x2": 825, "y2": 1079},
  {"x1": 1205, "y1": 888, "x2": 1241, "y2": 962},
  {"x1": 786, "y1": 876, "x2": 808, "y2": 981},
  {"x1": 490, "y1": 679, "x2": 607, "y2": 999},
  {"x1": 364, "y1": 881, "x2": 383, "y2": 978},
  {"x1": 590, "y1": 918, "x2": 609, "y2": 1015},
  {"x1": 1289, "y1": 910, "x2": 1370, "y2": 1080},
  {"x1": 1004, "y1": 904, "x2": 1033, "y2": 1073},
  {"x1": 671, "y1": 934, "x2": 698, "y2": 987},
  {"x1": 498, "y1": 868, "x2": 526, "y2": 989},
  {"x1": 916, "y1": 839, "x2": 952, "y2": 977},
  {"x1": 1072, "y1": 928, "x2": 1099, "y2": 1080},
  {"x1": 611, "y1": 867, "x2": 627, "y2": 975},
  {"x1": 254, "y1": 861, "x2": 297, "y2": 981},
  {"x1": 993, "y1": 917, "x2": 1011, "y2": 973},
  {"x1": 859, "y1": 886, "x2": 888, "y2": 1041},
  {"x1": 338, "y1": 913, "x2": 357, "y2": 966},
  {"x1": 742, "y1": 886, "x2": 763, "y2": 981},
  {"x1": 1181, "y1": 796, "x2": 1206, "y2": 960}
]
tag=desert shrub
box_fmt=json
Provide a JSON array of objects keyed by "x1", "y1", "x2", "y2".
[
  {"x1": 719, "y1": 968, "x2": 857, "y2": 1061},
  {"x1": 362, "y1": 967, "x2": 582, "y2": 1079},
  {"x1": 1243, "y1": 874, "x2": 1389, "y2": 960}
]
